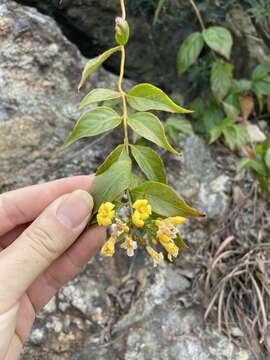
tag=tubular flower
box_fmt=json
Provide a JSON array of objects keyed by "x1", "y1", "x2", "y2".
[
  {"x1": 168, "y1": 216, "x2": 186, "y2": 225},
  {"x1": 146, "y1": 246, "x2": 164, "y2": 266},
  {"x1": 97, "y1": 202, "x2": 115, "y2": 227},
  {"x1": 132, "y1": 199, "x2": 152, "y2": 220},
  {"x1": 101, "y1": 236, "x2": 116, "y2": 257},
  {"x1": 121, "y1": 235, "x2": 137, "y2": 257},
  {"x1": 111, "y1": 218, "x2": 129, "y2": 237},
  {"x1": 161, "y1": 241, "x2": 179, "y2": 260},
  {"x1": 132, "y1": 211, "x2": 144, "y2": 228}
]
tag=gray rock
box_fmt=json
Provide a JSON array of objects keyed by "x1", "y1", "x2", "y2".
[
  {"x1": 29, "y1": 328, "x2": 45, "y2": 345},
  {"x1": 170, "y1": 135, "x2": 232, "y2": 221},
  {"x1": 58, "y1": 277, "x2": 110, "y2": 323},
  {"x1": 15, "y1": 0, "x2": 270, "y2": 90}
]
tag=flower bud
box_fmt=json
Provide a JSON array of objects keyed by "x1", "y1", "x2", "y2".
[{"x1": 115, "y1": 17, "x2": 129, "y2": 46}]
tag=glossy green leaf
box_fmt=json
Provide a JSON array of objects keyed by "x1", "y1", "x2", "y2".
[
  {"x1": 130, "y1": 145, "x2": 166, "y2": 183},
  {"x1": 91, "y1": 160, "x2": 131, "y2": 213},
  {"x1": 251, "y1": 64, "x2": 270, "y2": 81},
  {"x1": 131, "y1": 181, "x2": 204, "y2": 218},
  {"x1": 166, "y1": 116, "x2": 193, "y2": 134},
  {"x1": 177, "y1": 32, "x2": 204, "y2": 75},
  {"x1": 128, "y1": 112, "x2": 180, "y2": 155},
  {"x1": 78, "y1": 46, "x2": 121, "y2": 90},
  {"x1": 127, "y1": 83, "x2": 192, "y2": 113},
  {"x1": 64, "y1": 107, "x2": 122, "y2": 147},
  {"x1": 209, "y1": 118, "x2": 232, "y2": 144},
  {"x1": 79, "y1": 88, "x2": 121, "y2": 110},
  {"x1": 211, "y1": 60, "x2": 233, "y2": 101},
  {"x1": 96, "y1": 144, "x2": 125, "y2": 175},
  {"x1": 203, "y1": 26, "x2": 233, "y2": 59}
]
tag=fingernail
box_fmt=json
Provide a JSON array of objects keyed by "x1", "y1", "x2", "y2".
[{"x1": 56, "y1": 190, "x2": 93, "y2": 228}]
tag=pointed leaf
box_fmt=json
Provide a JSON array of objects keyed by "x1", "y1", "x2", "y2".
[
  {"x1": 131, "y1": 181, "x2": 204, "y2": 218},
  {"x1": 211, "y1": 60, "x2": 233, "y2": 101},
  {"x1": 96, "y1": 144, "x2": 125, "y2": 175},
  {"x1": 130, "y1": 172, "x2": 145, "y2": 190},
  {"x1": 127, "y1": 83, "x2": 192, "y2": 113},
  {"x1": 78, "y1": 46, "x2": 121, "y2": 90},
  {"x1": 64, "y1": 107, "x2": 122, "y2": 147},
  {"x1": 79, "y1": 88, "x2": 121, "y2": 110},
  {"x1": 131, "y1": 145, "x2": 166, "y2": 183},
  {"x1": 177, "y1": 32, "x2": 204, "y2": 75},
  {"x1": 91, "y1": 160, "x2": 131, "y2": 213},
  {"x1": 128, "y1": 112, "x2": 180, "y2": 155},
  {"x1": 203, "y1": 26, "x2": 233, "y2": 59}
]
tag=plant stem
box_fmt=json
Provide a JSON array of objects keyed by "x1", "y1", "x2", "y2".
[
  {"x1": 189, "y1": 0, "x2": 218, "y2": 60},
  {"x1": 120, "y1": 0, "x2": 126, "y2": 19},
  {"x1": 118, "y1": 45, "x2": 129, "y2": 154},
  {"x1": 189, "y1": 0, "x2": 205, "y2": 30}
]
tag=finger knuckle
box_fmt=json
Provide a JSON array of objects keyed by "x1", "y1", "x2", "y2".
[{"x1": 24, "y1": 226, "x2": 59, "y2": 263}]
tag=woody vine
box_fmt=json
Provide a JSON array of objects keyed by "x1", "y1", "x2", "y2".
[{"x1": 64, "y1": 0, "x2": 204, "y2": 265}]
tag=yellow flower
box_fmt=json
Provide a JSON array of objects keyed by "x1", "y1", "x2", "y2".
[
  {"x1": 161, "y1": 241, "x2": 179, "y2": 258},
  {"x1": 132, "y1": 199, "x2": 152, "y2": 220},
  {"x1": 168, "y1": 216, "x2": 186, "y2": 225},
  {"x1": 132, "y1": 211, "x2": 144, "y2": 228},
  {"x1": 121, "y1": 236, "x2": 137, "y2": 257},
  {"x1": 146, "y1": 246, "x2": 164, "y2": 266},
  {"x1": 97, "y1": 202, "x2": 115, "y2": 227},
  {"x1": 100, "y1": 236, "x2": 116, "y2": 257},
  {"x1": 111, "y1": 218, "x2": 129, "y2": 236},
  {"x1": 159, "y1": 233, "x2": 171, "y2": 244}
]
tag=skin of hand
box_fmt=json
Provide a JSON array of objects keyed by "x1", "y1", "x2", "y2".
[{"x1": 0, "y1": 176, "x2": 106, "y2": 360}]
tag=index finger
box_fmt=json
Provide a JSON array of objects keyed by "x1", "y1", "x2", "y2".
[{"x1": 0, "y1": 175, "x2": 94, "y2": 236}]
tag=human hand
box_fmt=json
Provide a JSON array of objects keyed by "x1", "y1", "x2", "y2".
[{"x1": 0, "y1": 176, "x2": 105, "y2": 360}]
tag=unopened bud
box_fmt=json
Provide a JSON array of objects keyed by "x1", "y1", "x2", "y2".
[{"x1": 115, "y1": 17, "x2": 129, "y2": 46}]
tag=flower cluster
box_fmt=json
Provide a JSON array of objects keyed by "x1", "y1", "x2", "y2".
[{"x1": 97, "y1": 199, "x2": 187, "y2": 266}]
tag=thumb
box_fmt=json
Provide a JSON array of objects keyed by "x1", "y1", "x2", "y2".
[{"x1": 0, "y1": 190, "x2": 93, "y2": 313}]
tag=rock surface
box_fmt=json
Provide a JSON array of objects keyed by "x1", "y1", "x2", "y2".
[
  {"x1": 15, "y1": 0, "x2": 270, "y2": 91},
  {"x1": 0, "y1": 1, "x2": 251, "y2": 359}
]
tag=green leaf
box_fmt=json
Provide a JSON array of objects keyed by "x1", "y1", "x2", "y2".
[
  {"x1": 203, "y1": 26, "x2": 233, "y2": 60},
  {"x1": 79, "y1": 88, "x2": 121, "y2": 110},
  {"x1": 131, "y1": 181, "x2": 204, "y2": 218},
  {"x1": 127, "y1": 83, "x2": 192, "y2": 113},
  {"x1": 64, "y1": 107, "x2": 122, "y2": 147},
  {"x1": 177, "y1": 32, "x2": 204, "y2": 75},
  {"x1": 265, "y1": 147, "x2": 270, "y2": 169},
  {"x1": 130, "y1": 172, "x2": 145, "y2": 190},
  {"x1": 211, "y1": 60, "x2": 233, "y2": 101},
  {"x1": 128, "y1": 112, "x2": 180, "y2": 155},
  {"x1": 130, "y1": 145, "x2": 166, "y2": 183},
  {"x1": 251, "y1": 64, "x2": 270, "y2": 81},
  {"x1": 222, "y1": 102, "x2": 239, "y2": 120},
  {"x1": 96, "y1": 144, "x2": 125, "y2": 175},
  {"x1": 252, "y1": 77, "x2": 270, "y2": 96},
  {"x1": 230, "y1": 79, "x2": 252, "y2": 95},
  {"x1": 78, "y1": 46, "x2": 121, "y2": 90},
  {"x1": 166, "y1": 116, "x2": 193, "y2": 134},
  {"x1": 236, "y1": 158, "x2": 252, "y2": 173},
  {"x1": 223, "y1": 125, "x2": 247, "y2": 150},
  {"x1": 190, "y1": 97, "x2": 205, "y2": 120},
  {"x1": 91, "y1": 160, "x2": 131, "y2": 213}
]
